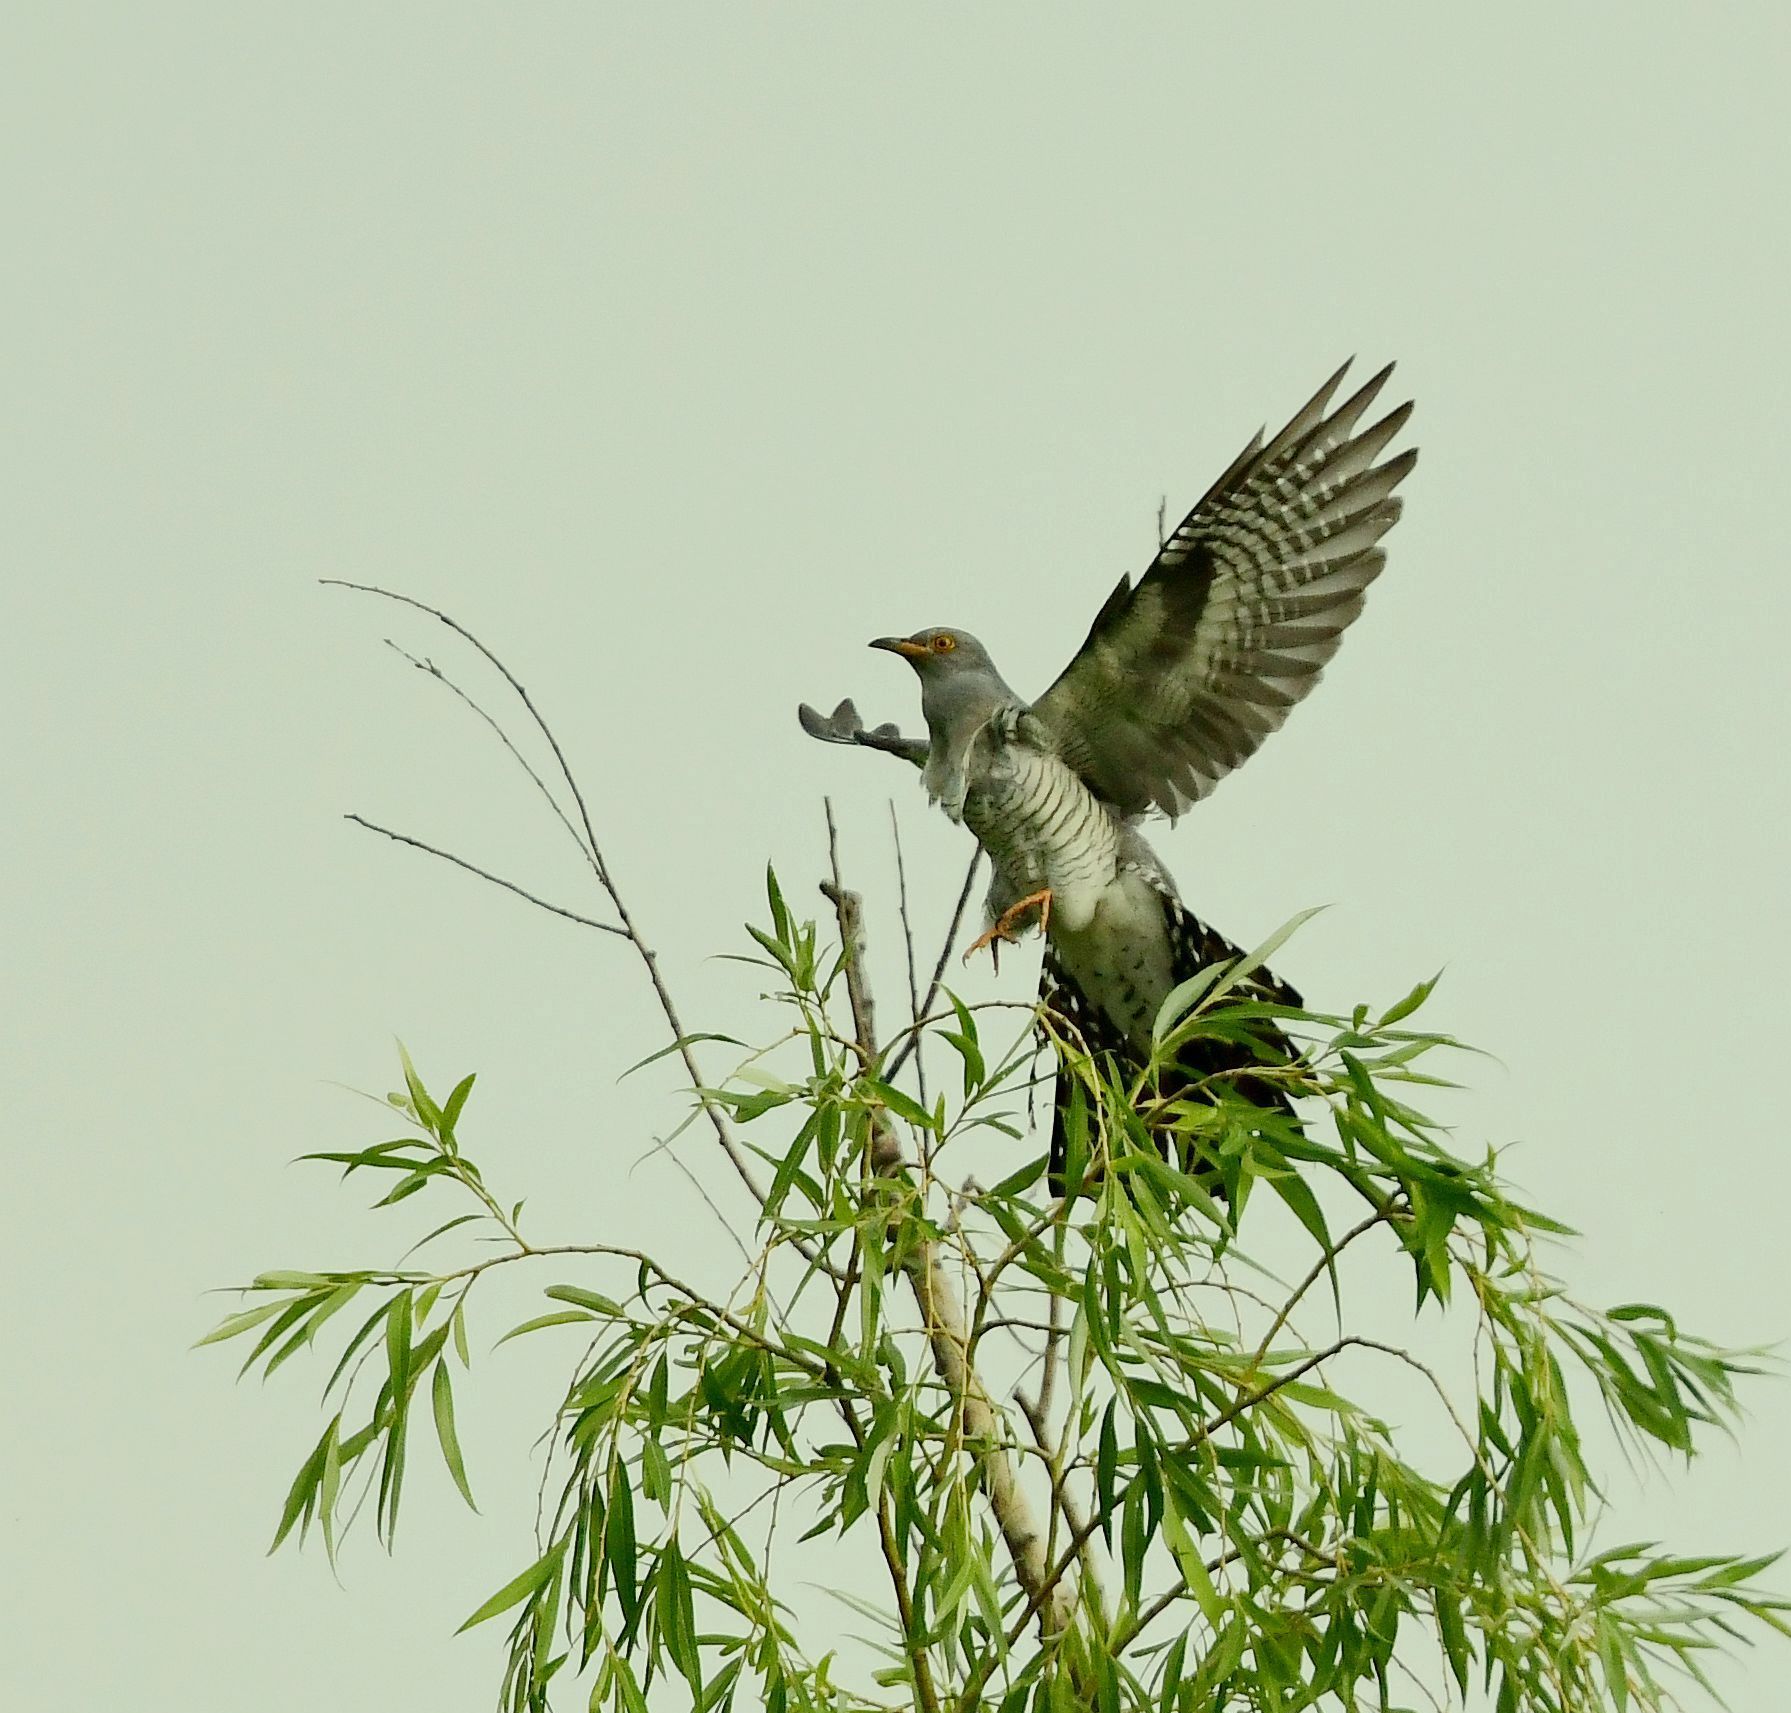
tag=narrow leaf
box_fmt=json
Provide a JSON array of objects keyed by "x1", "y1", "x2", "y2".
[{"x1": 431, "y1": 1359, "x2": 477, "y2": 1509}]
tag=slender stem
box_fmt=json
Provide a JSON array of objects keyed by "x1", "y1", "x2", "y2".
[
  {"x1": 1115, "y1": 1529, "x2": 1335, "y2": 1652},
  {"x1": 889, "y1": 801, "x2": 928, "y2": 1109},
  {"x1": 1248, "y1": 1204, "x2": 1397, "y2": 1369},
  {"x1": 884, "y1": 851, "x2": 981, "y2": 1083},
  {"x1": 991, "y1": 1334, "x2": 1401, "y2": 1675},
  {"x1": 879, "y1": 1496, "x2": 942, "y2": 1713},
  {"x1": 1035, "y1": 1246, "x2": 1067, "y2": 1421},
  {"x1": 325, "y1": 580, "x2": 774, "y2": 1215},
  {"x1": 1019, "y1": 1391, "x2": 1109, "y2": 1635},
  {"x1": 822, "y1": 805, "x2": 880, "y2": 1081},
  {"x1": 379, "y1": 637, "x2": 593, "y2": 866},
  {"x1": 345, "y1": 815, "x2": 627, "y2": 936},
  {"x1": 357, "y1": 1243, "x2": 834, "y2": 1380}
]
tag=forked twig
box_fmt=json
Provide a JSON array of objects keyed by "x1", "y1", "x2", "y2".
[
  {"x1": 345, "y1": 814, "x2": 627, "y2": 937},
  {"x1": 1019, "y1": 1389, "x2": 1110, "y2": 1634},
  {"x1": 324, "y1": 580, "x2": 770, "y2": 1211}
]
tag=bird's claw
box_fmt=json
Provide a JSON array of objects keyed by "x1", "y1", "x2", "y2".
[{"x1": 962, "y1": 889, "x2": 1053, "y2": 965}]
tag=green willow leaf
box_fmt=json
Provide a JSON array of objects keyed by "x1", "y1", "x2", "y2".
[
  {"x1": 457, "y1": 1540, "x2": 565, "y2": 1633},
  {"x1": 494, "y1": 1309, "x2": 595, "y2": 1346},
  {"x1": 431, "y1": 1358, "x2": 476, "y2": 1509},
  {"x1": 607, "y1": 1471, "x2": 639, "y2": 1628}
]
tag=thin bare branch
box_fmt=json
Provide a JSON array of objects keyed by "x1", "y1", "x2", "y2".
[
  {"x1": 884, "y1": 849, "x2": 981, "y2": 1083},
  {"x1": 344, "y1": 815, "x2": 628, "y2": 936},
  {"x1": 323, "y1": 581, "x2": 608, "y2": 880},
  {"x1": 325, "y1": 580, "x2": 774, "y2": 1214},
  {"x1": 379, "y1": 637, "x2": 592, "y2": 864},
  {"x1": 1249, "y1": 1202, "x2": 1399, "y2": 1369},
  {"x1": 1019, "y1": 1390, "x2": 1110, "y2": 1635},
  {"x1": 889, "y1": 801, "x2": 927, "y2": 1108}
]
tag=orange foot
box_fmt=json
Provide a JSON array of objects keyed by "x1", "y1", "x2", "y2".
[{"x1": 962, "y1": 889, "x2": 1054, "y2": 966}]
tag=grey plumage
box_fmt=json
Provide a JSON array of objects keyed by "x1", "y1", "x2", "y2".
[{"x1": 800, "y1": 361, "x2": 1416, "y2": 1186}]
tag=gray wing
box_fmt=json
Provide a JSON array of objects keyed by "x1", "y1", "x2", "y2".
[
  {"x1": 1031, "y1": 361, "x2": 1416, "y2": 820},
  {"x1": 798, "y1": 698, "x2": 928, "y2": 767}
]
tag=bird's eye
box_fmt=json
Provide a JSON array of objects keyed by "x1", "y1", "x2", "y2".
[{"x1": 931, "y1": 634, "x2": 956, "y2": 653}]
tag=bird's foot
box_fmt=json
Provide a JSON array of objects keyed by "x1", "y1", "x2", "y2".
[{"x1": 961, "y1": 889, "x2": 1053, "y2": 965}]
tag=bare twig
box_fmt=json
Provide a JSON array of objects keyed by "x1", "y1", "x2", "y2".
[
  {"x1": 1019, "y1": 1391, "x2": 1110, "y2": 1635},
  {"x1": 1035, "y1": 1279, "x2": 1066, "y2": 1422},
  {"x1": 344, "y1": 815, "x2": 628, "y2": 936},
  {"x1": 326, "y1": 580, "x2": 772, "y2": 1213},
  {"x1": 380, "y1": 638, "x2": 592, "y2": 866},
  {"x1": 323, "y1": 581, "x2": 609, "y2": 876},
  {"x1": 889, "y1": 802, "x2": 927, "y2": 1109},
  {"x1": 822, "y1": 803, "x2": 899, "y2": 1171},
  {"x1": 884, "y1": 849, "x2": 981, "y2": 1083},
  {"x1": 1249, "y1": 1202, "x2": 1399, "y2": 1370}
]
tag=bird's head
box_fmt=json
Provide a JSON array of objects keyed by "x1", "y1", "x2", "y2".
[{"x1": 868, "y1": 627, "x2": 997, "y2": 679}]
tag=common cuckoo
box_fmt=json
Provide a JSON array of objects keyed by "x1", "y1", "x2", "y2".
[{"x1": 800, "y1": 361, "x2": 1415, "y2": 1186}]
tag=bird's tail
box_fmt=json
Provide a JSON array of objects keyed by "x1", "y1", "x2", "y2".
[{"x1": 1041, "y1": 896, "x2": 1303, "y2": 1197}]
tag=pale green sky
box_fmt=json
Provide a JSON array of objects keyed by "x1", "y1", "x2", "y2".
[{"x1": 6, "y1": 6, "x2": 1789, "y2": 1709}]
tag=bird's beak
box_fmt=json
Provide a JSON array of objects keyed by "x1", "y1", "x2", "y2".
[{"x1": 869, "y1": 637, "x2": 929, "y2": 659}]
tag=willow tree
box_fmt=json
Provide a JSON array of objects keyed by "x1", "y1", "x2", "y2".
[{"x1": 204, "y1": 590, "x2": 1786, "y2": 1712}]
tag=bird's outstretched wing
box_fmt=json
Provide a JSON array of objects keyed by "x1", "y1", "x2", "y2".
[{"x1": 1032, "y1": 361, "x2": 1416, "y2": 819}]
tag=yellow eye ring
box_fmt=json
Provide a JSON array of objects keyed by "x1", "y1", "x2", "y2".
[{"x1": 931, "y1": 633, "x2": 956, "y2": 653}]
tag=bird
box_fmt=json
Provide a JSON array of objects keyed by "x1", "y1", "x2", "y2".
[{"x1": 799, "y1": 360, "x2": 1416, "y2": 1193}]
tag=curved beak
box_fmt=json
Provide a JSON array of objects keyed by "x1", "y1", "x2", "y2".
[{"x1": 869, "y1": 636, "x2": 929, "y2": 659}]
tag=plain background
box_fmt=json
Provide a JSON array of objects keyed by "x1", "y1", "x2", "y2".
[{"x1": 6, "y1": 6, "x2": 1789, "y2": 1709}]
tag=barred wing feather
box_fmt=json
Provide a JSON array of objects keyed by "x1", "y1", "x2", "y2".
[{"x1": 1032, "y1": 361, "x2": 1417, "y2": 819}]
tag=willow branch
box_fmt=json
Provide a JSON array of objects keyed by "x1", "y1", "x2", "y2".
[
  {"x1": 821, "y1": 828, "x2": 1074, "y2": 1651},
  {"x1": 1248, "y1": 1203, "x2": 1399, "y2": 1369},
  {"x1": 379, "y1": 637, "x2": 592, "y2": 866},
  {"x1": 879, "y1": 1495, "x2": 942, "y2": 1713},
  {"x1": 1019, "y1": 1390, "x2": 1110, "y2": 1635}
]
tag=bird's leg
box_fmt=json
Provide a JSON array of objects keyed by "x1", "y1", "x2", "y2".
[{"x1": 961, "y1": 889, "x2": 1054, "y2": 964}]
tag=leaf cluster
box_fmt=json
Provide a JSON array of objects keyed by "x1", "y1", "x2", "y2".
[{"x1": 202, "y1": 885, "x2": 1786, "y2": 1713}]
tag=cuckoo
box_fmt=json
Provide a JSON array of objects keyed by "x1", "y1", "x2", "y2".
[{"x1": 799, "y1": 361, "x2": 1416, "y2": 1188}]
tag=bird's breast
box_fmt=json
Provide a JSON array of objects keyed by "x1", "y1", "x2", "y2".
[{"x1": 961, "y1": 743, "x2": 1121, "y2": 932}]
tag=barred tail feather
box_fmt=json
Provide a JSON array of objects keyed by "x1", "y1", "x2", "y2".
[{"x1": 1042, "y1": 897, "x2": 1302, "y2": 1196}]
